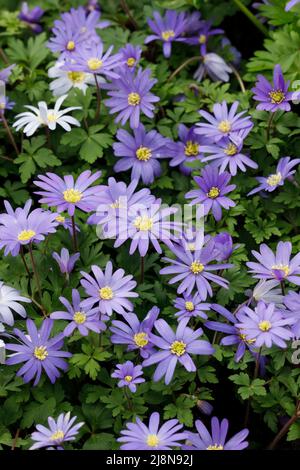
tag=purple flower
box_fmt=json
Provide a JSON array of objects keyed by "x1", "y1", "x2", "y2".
[
  {"x1": 64, "y1": 5, "x2": 109, "y2": 31},
  {"x1": 207, "y1": 232, "x2": 233, "y2": 261},
  {"x1": 145, "y1": 10, "x2": 187, "y2": 58},
  {"x1": 34, "y1": 170, "x2": 103, "y2": 217},
  {"x1": 5, "y1": 319, "x2": 71, "y2": 385},
  {"x1": 236, "y1": 301, "x2": 294, "y2": 348},
  {"x1": 169, "y1": 124, "x2": 205, "y2": 175},
  {"x1": 47, "y1": 25, "x2": 88, "y2": 60},
  {"x1": 183, "y1": 11, "x2": 202, "y2": 34},
  {"x1": 247, "y1": 241, "x2": 300, "y2": 284},
  {"x1": 248, "y1": 157, "x2": 300, "y2": 195},
  {"x1": 0, "y1": 200, "x2": 58, "y2": 257},
  {"x1": 195, "y1": 101, "x2": 253, "y2": 144},
  {"x1": 0, "y1": 96, "x2": 15, "y2": 118},
  {"x1": 160, "y1": 243, "x2": 232, "y2": 299},
  {"x1": 183, "y1": 417, "x2": 249, "y2": 450},
  {"x1": 50, "y1": 289, "x2": 107, "y2": 337},
  {"x1": 86, "y1": 0, "x2": 101, "y2": 13},
  {"x1": 284, "y1": 291, "x2": 300, "y2": 337},
  {"x1": 118, "y1": 412, "x2": 187, "y2": 449},
  {"x1": 52, "y1": 248, "x2": 80, "y2": 276},
  {"x1": 201, "y1": 136, "x2": 258, "y2": 176},
  {"x1": 174, "y1": 293, "x2": 211, "y2": 320},
  {"x1": 0, "y1": 64, "x2": 15, "y2": 83},
  {"x1": 185, "y1": 165, "x2": 236, "y2": 221},
  {"x1": 119, "y1": 44, "x2": 142, "y2": 72},
  {"x1": 30, "y1": 412, "x2": 84, "y2": 450},
  {"x1": 19, "y1": 2, "x2": 44, "y2": 33},
  {"x1": 197, "y1": 400, "x2": 214, "y2": 416},
  {"x1": 111, "y1": 361, "x2": 145, "y2": 392},
  {"x1": 286, "y1": 0, "x2": 300, "y2": 10},
  {"x1": 113, "y1": 124, "x2": 170, "y2": 185},
  {"x1": 252, "y1": 64, "x2": 293, "y2": 112},
  {"x1": 104, "y1": 68, "x2": 159, "y2": 129},
  {"x1": 80, "y1": 261, "x2": 138, "y2": 316},
  {"x1": 183, "y1": 21, "x2": 223, "y2": 55},
  {"x1": 194, "y1": 53, "x2": 232, "y2": 83},
  {"x1": 143, "y1": 318, "x2": 214, "y2": 384},
  {"x1": 55, "y1": 214, "x2": 80, "y2": 234},
  {"x1": 110, "y1": 307, "x2": 160, "y2": 358}
]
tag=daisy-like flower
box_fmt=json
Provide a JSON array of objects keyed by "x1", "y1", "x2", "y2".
[
  {"x1": 5, "y1": 318, "x2": 71, "y2": 385},
  {"x1": 19, "y1": 2, "x2": 44, "y2": 33},
  {"x1": 207, "y1": 232, "x2": 234, "y2": 262},
  {"x1": 104, "y1": 68, "x2": 160, "y2": 129},
  {"x1": 12, "y1": 95, "x2": 81, "y2": 137},
  {"x1": 0, "y1": 64, "x2": 15, "y2": 83},
  {"x1": 119, "y1": 44, "x2": 142, "y2": 72},
  {"x1": 48, "y1": 24, "x2": 88, "y2": 60},
  {"x1": 118, "y1": 412, "x2": 187, "y2": 450},
  {"x1": 66, "y1": 43, "x2": 122, "y2": 79},
  {"x1": 34, "y1": 170, "x2": 103, "y2": 217},
  {"x1": 252, "y1": 64, "x2": 293, "y2": 112},
  {"x1": 248, "y1": 157, "x2": 300, "y2": 195},
  {"x1": 194, "y1": 53, "x2": 232, "y2": 83},
  {"x1": 195, "y1": 101, "x2": 253, "y2": 144},
  {"x1": 236, "y1": 301, "x2": 294, "y2": 348},
  {"x1": 286, "y1": 0, "x2": 300, "y2": 10},
  {"x1": 0, "y1": 199, "x2": 58, "y2": 257},
  {"x1": 30, "y1": 412, "x2": 84, "y2": 450},
  {"x1": 183, "y1": 417, "x2": 249, "y2": 450},
  {"x1": 50, "y1": 289, "x2": 107, "y2": 337},
  {"x1": 143, "y1": 318, "x2": 214, "y2": 385},
  {"x1": 185, "y1": 165, "x2": 236, "y2": 221},
  {"x1": 110, "y1": 307, "x2": 160, "y2": 359},
  {"x1": 55, "y1": 214, "x2": 80, "y2": 234},
  {"x1": 284, "y1": 291, "x2": 300, "y2": 337},
  {"x1": 0, "y1": 281, "x2": 31, "y2": 326},
  {"x1": 113, "y1": 124, "x2": 170, "y2": 185},
  {"x1": 145, "y1": 10, "x2": 187, "y2": 58},
  {"x1": 160, "y1": 243, "x2": 232, "y2": 299},
  {"x1": 80, "y1": 261, "x2": 138, "y2": 316},
  {"x1": 201, "y1": 136, "x2": 258, "y2": 176},
  {"x1": 174, "y1": 293, "x2": 211, "y2": 320},
  {"x1": 48, "y1": 61, "x2": 96, "y2": 97},
  {"x1": 251, "y1": 279, "x2": 284, "y2": 306},
  {"x1": 59, "y1": 5, "x2": 110, "y2": 35},
  {"x1": 169, "y1": 124, "x2": 205, "y2": 175},
  {"x1": 247, "y1": 241, "x2": 300, "y2": 284},
  {"x1": 183, "y1": 20, "x2": 223, "y2": 54},
  {"x1": 111, "y1": 361, "x2": 145, "y2": 393},
  {"x1": 52, "y1": 248, "x2": 80, "y2": 276}
]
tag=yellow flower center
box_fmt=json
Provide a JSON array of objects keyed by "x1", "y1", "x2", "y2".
[
  {"x1": 47, "y1": 112, "x2": 57, "y2": 122},
  {"x1": 67, "y1": 71, "x2": 86, "y2": 83},
  {"x1": 136, "y1": 146, "x2": 152, "y2": 161},
  {"x1": 125, "y1": 375, "x2": 133, "y2": 382},
  {"x1": 66, "y1": 41, "x2": 75, "y2": 51},
  {"x1": 207, "y1": 187, "x2": 220, "y2": 199},
  {"x1": 218, "y1": 120, "x2": 231, "y2": 133},
  {"x1": 87, "y1": 58, "x2": 103, "y2": 71},
  {"x1": 269, "y1": 89, "x2": 285, "y2": 104},
  {"x1": 99, "y1": 286, "x2": 113, "y2": 300},
  {"x1": 199, "y1": 34, "x2": 207, "y2": 44},
  {"x1": 207, "y1": 444, "x2": 224, "y2": 450},
  {"x1": 73, "y1": 311, "x2": 86, "y2": 324},
  {"x1": 184, "y1": 140, "x2": 199, "y2": 157},
  {"x1": 127, "y1": 57, "x2": 136, "y2": 67},
  {"x1": 266, "y1": 172, "x2": 282, "y2": 187},
  {"x1": 134, "y1": 216, "x2": 153, "y2": 231},
  {"x1": 187, "y1": 242, "x2": 196, "y2": 251},
  {"x1": 50, "y1": 430, "x2": 65, "y2": 441},
  {"x1": 185, "y1": 301, "x2": 195, "y2": 312},
  {"x1": 271, "y1": 264, "x2": 290, "y2": 278},
  {"x1": 190, "y1": 261, "x2": 204, "y2": 274},
  {"x1": 224, "y1": 143, "x2": 238, "y2": 156},
  {"x1": 18, "y1": 229, "x2": 36, "y2": 242},
  {"x1": 258, "y1": 320, "x2": 272, "y2": 332},
  {"x1": 128, "y1": 92, "x2": 141, "y2": 106},
  {"x1": 239, "y1": 332, "x2": 256, "y2": 345},
  {"x1": 34, "y1": 346, "x2": 48, "y2": 361},
  {"x1": 147, "y1": 434, "x2": 160, "y2": 447},
  {"x1": 56, "y1": 215, "x2": 66, "y2": 223},
  {"x1": 170, "y1": 340, "x2": 186, "y2": 356},
  {"x1": 110, "y1": 198, "x2": 124, "y2": 209},
  {"x1": 63, "y1": 188, "x2": 83, "y2": 203},
  {"x1": 133, "y1": 332, "x2": 148, "y2": 348},
  {"x1": 0, "y1": 102, "x2": 5, "y2": 109},
  {"x1": 161, "y1": 30, "x2": 175, "y2": 41}
]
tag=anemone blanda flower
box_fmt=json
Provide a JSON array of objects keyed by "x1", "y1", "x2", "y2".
[
  {"x1": 252, "y1": 64, "x2": 293, "y2": 112},
  {"x1": 247, "y1": 241, "x2": 300, "y2": 284},
  {"x1": 52, "y1": 248, "x2": 80, "y2": 276},
  {"x1": 48, "y1": 61, "x2": 96, "y2": 96},
  {"x1": 235, "y1": 301, "x2": 294, "y2": 348},
  {"x1": 19, "y1": 2, "x2": 44, "y2": 33},
  {"x1": 182, "y1": 20, "x2": 223, "y2": 54},
  {"x1": 113, "y1": 124, "x2": 171, "y2": 185},
  {"x1": 0, "y1": 199, "x2": 58, "y2": 257},
  {"x1": 283, "y1": 291, "x2": 300, "y2": 337},
  {"x1": 183, "y1": 11, "x2": 202, "y2": 34},
  {"x1": 111, "y1": 361, "x2": 145, "y2": 393},
  {"x1": 183, "y1": 417, "x2": 249, "y2": 451},
  {"x1": 143, "y1": 318, "x2": 214, "y2": 385},
  {"x1": 119, "y1": 44, "x2": 142, "y2": 72},
  {"x1": 0, "y1": 96, "x2": 15, "y2": 118},
  {"x1": 55, "y1": 214, "x2": 80, "y2": 234},
  {"x1": 185, "y1": 165, "x2": 236, "y2": 221},
  {"x1": 251, "y1": 279, "x2": 284, "y2": 306},
  {"x1": 118, "y1": 412, "x2": 187, "y2": 450},
  {"x1": 195, "y1": 101, "x2": 253, "y2": 144},
  {"x1": 34, "y1": 170, "x2": 103, "y2": 217},
  {"x1": 5, "y1": 318, "x2": 71, "y2": 385},
  {"x1": 145, "y1": 10, "x2": 187, "y2": 58},
  {"x1": 12, "y1": 95, "x2": 81, "y2": 136},
  {"x1": 207, "y1": 232, "x2": 234, "y2": 262},
  {"x1": 169, "y1": 124, "x2": 205, "y2": 175},
  {"x1": 47, "y1": 25, "x2": 88, "y2": 60},
  {"x1": 0, "y1": 281, "x2": 31, "y2": 326},
  {"x1": 110, "y1": 307, "x2": 160, "y2": 358},
  {"x1": 0, "y1": 64, "x2": 15, "y2": 83},
  {"x1": 174, "y1": 293, "x2": 211, "y2": 321},
  {"x1": 194, "y1": 53, "x2": 232, "y2": 83},
  {"x1": 104, "y1": 68, "x2": 159, "y2": 129},
  {"x1": 80, "y1": 261, "x2": 138, "y2": 316},
  {"x1": 248, "y1": 157, "x2": 300, "y2": 195},
  {"x1": 286, "y1": 0, "x2": 300, "y2": 10},
  {"x1": 30, "y1": 412, "x2": 84, "y2": 450},
  {"x1": 160, "y1": 243, "x2": 232, "y2": 299},
  {"x1": 60, "y1": 5, "x2": 110, "y2": 33},
  {"x1": 50, "y1": 289, "x2": 107, "y2": 337}
]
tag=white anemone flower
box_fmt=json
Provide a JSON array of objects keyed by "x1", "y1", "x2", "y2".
[
  {"x1": 48, "y1": 61, "x2": 96, "y2": 97},
  {"x1": 13, "y1": 95, "x2": 82, "y2": 136},
  {"x1": 252, "y1": 279, "x2": 284, "y2": 307},
  {"x1": 0, "y1": 281, "x2": 31, "y2": 326},
  {"x1": 194, "y1": 53, "x2": 232, "y2": 83}
]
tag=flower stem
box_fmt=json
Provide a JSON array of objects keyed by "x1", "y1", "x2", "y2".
[
  {"x1": 0, "y1": 47, "x2": 9, "y2": 64},
  {"x1": 267, "y1": 400, "x2": 300, "y2": 450},
  {"x1": 71, "y1": 215, "x2": 78, "y2": 252},
  {"x1": 280, "y1": 281, "x2": 285, "y2": 296},
  {"x1": 20, "y1": 247, "x2": 31, "y2": 277},
  {"x1": 230, "y1": 64, "x2": 246, "y2": 93},
  {"x1": 168, "y1": 56, "x2": 202, "y2": 82},
  {"x1": 266, "y1": 112, "x2": 276, "y2": 140},
  {"x1": 1, "y1": 114, "x2": 20, "y2": 155},
  {"x1": 11, "y1": 428, "x2": 20, "y2": 450},
  {"x1": 120, "y1": 0, "x2": 138, "y2": 30},
  {"x1": 232, "y1": 0, "x2": 269, "y2": 36},
  {"x1": 124, "y1": 387, "x2": 133, "y2": 411},
  {"x1": 44, "y1": 126, "x2": 51, "y2": 149},
  {"x1": 94, "y1": 74, "x2": 101, "y2": 122},
  {"x1": 140, "y1": 256, "x2": 145, "y2": 283},
  {"x1": 28, "y1": 244, "x2": 43, "y2": 307},
  {"x1": 244, "y1": 347, "x2": 262, "y2": 427}
]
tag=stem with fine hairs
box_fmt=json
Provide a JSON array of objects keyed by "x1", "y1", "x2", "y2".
[
  {"x1": 28, "y1": 244, "x2": 43, "y2": 308},
  {"x1": 244, "y1": 347, "x2": 262, "y2": 427},
  {"x1": 140, "y1": 256, "x2": 145, "y2": 283},
  {"x1": 94, "y1": 74, "x2": 101, "y2": 122},
  {"x1": 71, "y1": 215, "x2": 78, "y2": 252},
  {"x1": 1, "y1": 114, "x2": 20, "y2": 155},
  {"x1": 168, "y1": 56, "x2": 202, "y2": 82},
  {"x1": 230, "y1": 64, "x2": 246, "y2": 93},
  {"x1": 120, "y1": 0, "x2": 138, "y2": 30},
  {"x1": 267, "y1": 400, "x2": 300, "y2": 450}
]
